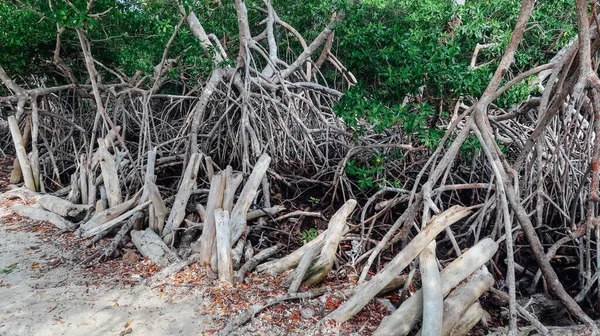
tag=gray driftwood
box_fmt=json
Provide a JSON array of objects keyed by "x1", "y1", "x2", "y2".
[
  {"x1": 214, "y1": 209, "x2": 233, "y2": 282},
  {"x1": 439, "y1": 269, "x2": 494, "y2": 336},
  {"x1": 131, "y1": 227, "x2": 180, "y2": 266},
  {"x1": 38, "y1": 194, "x2": 90, "y2": 218},
  {"x1": 162, "y1": 152, "x2": 201, "y2": 245},
  {"x1": 236, "y1": 244, "x2": 280, "y2": 283},
  {"x1": 374, "y1": 237, "x2": 499, "y2": 336},
  {"x1": 327, "y1": 205, "x2": 472, "y2": 323},
  {"x1": 12, "y1": 203, "x2": 71, "y2": 229},
  {"x1": 303, "y1": 199, "x2": 356, "y2": 285},
  {"x1": 229, "y1": 153, "x2": 271, "y2": 244}
]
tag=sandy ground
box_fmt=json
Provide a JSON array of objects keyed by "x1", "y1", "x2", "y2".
[{"x1": 0, "y1": 209, "x2": 216, "y2": 336}]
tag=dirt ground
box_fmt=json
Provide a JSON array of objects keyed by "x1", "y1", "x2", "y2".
[{"x1": 0, "y1": 206, "x2": 218, "y2": 336}]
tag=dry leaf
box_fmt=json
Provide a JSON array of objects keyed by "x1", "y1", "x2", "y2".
[
  {"x1": 113, "y1": 302, "x2": 119, "y2": 307},
  {"x1": 124, "y1": 320, "x2": 132, "y2": 328},
  {"x1": 30, "y1": 264, "x2": 40, "y2": 269}
]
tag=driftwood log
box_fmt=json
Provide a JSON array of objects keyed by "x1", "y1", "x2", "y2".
[
  {"x1": 438, "y1": 269, "x2": 494, "y2": 336},
  {"x1": 327, "y1": 205, "x2": 472, "y2": 323},
  {"x1": 82, "y1": 200, "x2": 150, "y2": 238},
  {"x1": 162, "y1": 153, "x2": 202, "y2": 245},
  {"x1": 419, "y1": 241, "x2": 443, "y2": 336},
  {"x1": 78, "y1": 193, "x2": 140, "y2": 235},
  {"x1": 131, "y1": 227, "x2": 180, "y2": 266},
  {"x1": 11, "y1": 203, "x2": 71, "y2": 229},
  {"x1": 214, "y1": 208, "x2": 233, "y2": 282},
  {"x1": 374, "y1": 238, "x2": 499, "y2": 336},
  {"x1": 236, "y1": 244, "x2": 280, "y2": 283},
  {"x1": 302, "y1": 199, "x2": 356, "y2": 286},
  {"x1": 38, "y1": 194, "x2": 90, "y2": 218},
  {"x1": 449, "y1": 302, "x2": 487, "y2": 336}
]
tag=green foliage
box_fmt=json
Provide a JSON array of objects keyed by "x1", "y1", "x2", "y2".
[
  {"x1": 345, "y1": 153, "x2": 385, "y2": 190},
  {"x1": 301, "y1": 228, "x2": 319, "y2": 244},
  {"x1": 0, "y1": 2, "x2": 56, "y2": 76},
  {"x1": 0, "y1": 0, "x2": 232, "y2": 85},
  {"x1": 334, "y1": 0, "x2": 576, "y2": 147},
  {"x1": 1, "y1": 263, "x2": 17, "y2": 274},
  {"x1": 460, "y1": 135, "x2": 482, "y2": 161},
  {"x1": 0, "y1": 0, "x2": 578, "y2": 190}
]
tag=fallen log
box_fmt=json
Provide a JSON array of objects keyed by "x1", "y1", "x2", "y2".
[
  {"x1": 303, "y1": 199, "x2": 356, "y2": 285},
  {"x1": 246, "y1": 205, "x2": 286, "y2": 221},
  {"x1": 1, "y1": 187, "x2": 39, "y2": 202},
  {"x1": 236, "y1": 244, "x2": 280, "y2": 283},
  {"x1": 77, "y1": 192, "x2": 140, "y2": 235},
  {"x1": 450, "y1": 302, "x2": 486, "y2": 336},
  {"x1": 102, "y1": 211, "x2": 144, "y2": 259},
  {"x1": 439, "y1": 269, "x2": 494, "y2": 336},
  {"x1": 82, "y1": 200, "x2": 150, "y2": 238},
  {"x1": 11, "y1": 203, "x2": 71, "y2": 229},
  {"x1": 373, "y1": 237, "x2": 499, "y2": 336},
  {"x1": 256, "y1": 227, "x2": 347, "y2": 274},
  {"x1": 38, "y1": 194, "x2": 91, "y2": 218},
  {"x1": 131, "y1": 227, "x2": 180, "y2": 266},
  {"x1": 327, "y1": 205, "x2": 472, "y2": 323},
  {"x1": 287, "y1": 240, "x2": 324, "y2": 293}
]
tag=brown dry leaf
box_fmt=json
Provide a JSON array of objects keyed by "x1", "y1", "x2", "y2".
[
  {"x1": 124, "y1": 320, "x2": 132, "y2": 328},
  {"x1": 30, "y1": 264, "x2": 40, "y2": 269},
  {"x1": 113, "y1": 301, "x2": 119, "y2": 307},
  {"x1": 166, "y1": 301, "x2": 176, "y2": 305},
  {"x1": 5, "y1": 284, "x2": 11, "y2": 289}
]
